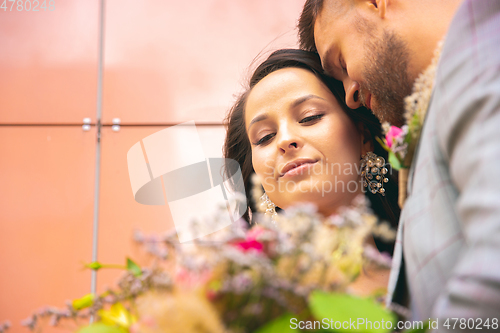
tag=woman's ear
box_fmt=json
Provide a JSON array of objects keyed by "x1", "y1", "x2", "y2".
[{"x1": 357, "y1": 122, "x2": 374, "y2": 156}]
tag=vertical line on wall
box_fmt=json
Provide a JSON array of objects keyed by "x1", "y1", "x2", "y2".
[{"x1": 90, "y1": 0, "x2": 106, "y2": 309}]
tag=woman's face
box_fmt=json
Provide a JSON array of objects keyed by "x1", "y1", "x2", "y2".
[{"x1": 245, "y1": 67, "x2": 368, "y2": 216}]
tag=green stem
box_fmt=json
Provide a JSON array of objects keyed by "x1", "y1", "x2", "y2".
[{"x1": 100, "y1": 264, "x2": 127, "y2": 270}]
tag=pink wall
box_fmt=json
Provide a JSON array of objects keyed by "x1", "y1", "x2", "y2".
[{"x1": 0, "y1": 1, "x2": 305, "y2": 332}]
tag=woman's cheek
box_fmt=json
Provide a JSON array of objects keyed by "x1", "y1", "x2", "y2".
[
  {"x1": 254, "y1": 152, "x2": 279, "y2": 197},
  {"x1": 252, "y1": 149, "x2": 271, "y2": 182},
  {"x1": 336, "y1": 124, "x2": 362, "y2": 163}
]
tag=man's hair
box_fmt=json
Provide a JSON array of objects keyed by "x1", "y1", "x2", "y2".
[
  {"x1": 298, "y1": 0, "x2": 325, "y2": 52},
  {"x1": 298, "y1": 0, "x2": 355, "y2": 52}
]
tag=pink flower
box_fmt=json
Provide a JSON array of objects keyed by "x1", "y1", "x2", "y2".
[
  {"x1": 235, "y1": 239, "x2": 264, "y2": 252},
  {"x1": 385, "y1": 126, "x2": 403, "y2": 148},
  {"x1": 246, "y1": 225, "x2": 266, "y2": 240},
  {"x1": 175, "y1": 267, "x2": 212, "y2": 288},
  {"x1": 233, "y1": 225, "x2": 268, "y2": 253}
]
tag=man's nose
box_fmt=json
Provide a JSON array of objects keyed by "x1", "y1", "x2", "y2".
[{"x1": 343, "y1": 77, "x2": 361, "y2": 109}]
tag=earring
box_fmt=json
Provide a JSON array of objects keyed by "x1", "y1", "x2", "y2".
[
  {"x1": 360, "y1": 152, "x2": 389, "y2": 196},
  {"x1": 259, "y1": 192, "x2": 278, "y2": 222}
]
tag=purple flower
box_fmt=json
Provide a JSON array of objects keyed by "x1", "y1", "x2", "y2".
[
  {"x1": 363, "y1": 245, "x2": 393, "y2": 268},
  {"x1": 21, "y1": 315, "x2": 37, "y2": 331}
]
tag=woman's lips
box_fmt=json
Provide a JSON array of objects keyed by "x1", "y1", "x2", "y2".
[{"x1": 280, "y1": 161, "x2": 317, "y2": 178}]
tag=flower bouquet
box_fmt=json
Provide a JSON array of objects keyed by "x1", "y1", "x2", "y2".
[{"x1": 20, "y1": 193, "x2": 401, "y2": 333}]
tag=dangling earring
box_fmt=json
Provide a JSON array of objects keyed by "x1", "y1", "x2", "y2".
[
  {"x1": 259, "y1": 192, "x2": 278, "y2": 222},
  {"x1": 360, "y1": 152, "x2": 389, "y2": 196},
  {"x1": 251, "y1": 173, "x2": 278, "y2": 224}
]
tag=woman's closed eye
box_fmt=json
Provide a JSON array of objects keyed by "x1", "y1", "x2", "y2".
[
  {"x1": 254, "y1": 133, "x2": 275, "y2": 146},
  {"x1": 252, "y1": 113, "x2": 324, "y2": 145},
  {"x1": 299, "y1": 113, "x2": 324, "y2": 124}
]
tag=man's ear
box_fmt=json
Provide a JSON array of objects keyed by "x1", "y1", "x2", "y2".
[
  {"x1": 358, "y1": 0, "x2": 387, "y2": 19},
  {"x1": 357, "y1": 122, "x2": 374, "y2": 155}
]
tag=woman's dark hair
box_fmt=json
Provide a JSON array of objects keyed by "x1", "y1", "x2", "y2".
[{"x1": 223, "y1": 49, "x2": 400, "y2": 253}]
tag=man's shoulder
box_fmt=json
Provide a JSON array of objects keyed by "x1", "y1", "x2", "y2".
[
  {"x1": 438, "y1": 0, "x2": 500, "y2": 78},
  {"x1": 429, "y1": 0, "x2": 500, "y2": 155}
]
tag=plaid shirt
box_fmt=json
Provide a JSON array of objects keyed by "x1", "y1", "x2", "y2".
[{"x1": 387, "y1": 0, "x2": 500, "y2": 328}]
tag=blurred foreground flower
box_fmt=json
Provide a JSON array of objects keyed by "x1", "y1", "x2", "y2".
[
  {"x1": 98, "y1": 303, "x2": 136, "y2": 329},
  {"x1": 0, "y1": 321, "x2": 11, "y2": 333},
  {"x1": 21, "y1": 191, "x2": 398, "y2": 333},
  {"x1": 132, "y1": 290, "x2": 225, "y2": 333}
]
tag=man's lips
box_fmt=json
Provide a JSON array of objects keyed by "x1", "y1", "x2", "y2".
[{"x1": 279, "y1": 159, "x2": 318, "y2": 178}]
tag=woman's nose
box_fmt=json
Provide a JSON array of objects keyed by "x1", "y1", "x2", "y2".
[
  {"x1": 344, "y1": 78, "x2": 361, "y2": 109},
  {"x1": 277, "y1": 126, "x2": 301, "y2": 153}
]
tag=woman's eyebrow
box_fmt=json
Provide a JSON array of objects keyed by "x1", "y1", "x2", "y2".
[
  {"x1": 291, "y1": 94, "x2": 326, "y2": 108},
  {"x1": 248, "y1": 114, "x2": 268, "y2": 130}
]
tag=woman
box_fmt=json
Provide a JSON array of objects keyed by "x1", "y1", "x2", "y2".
[{"x1": 223, "y1": 49, "x2": 399, "y2": 254}]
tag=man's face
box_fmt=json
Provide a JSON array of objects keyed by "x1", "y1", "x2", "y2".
[{"x1": 314, "y1": 2, "x2": 412, "y2": 126}]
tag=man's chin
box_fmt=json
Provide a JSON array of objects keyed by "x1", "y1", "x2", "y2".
[{"x1": 371, "y1": 99, "x2": 405, "y2": 127}]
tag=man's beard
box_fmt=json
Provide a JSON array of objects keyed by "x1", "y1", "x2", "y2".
[{"x1": 359, "y1": 30, "x2": 413, "y2": 127}]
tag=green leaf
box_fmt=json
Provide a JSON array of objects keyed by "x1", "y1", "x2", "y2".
[
  {"x1": 388, "y1": 151, "x2": 402, "y2": 171},
  {"x1": 77, "y1": 323, "x2": 127, "y2": 333},
  {"x1": 85, "y1": 262, "x2": 103, "y2": 271},
  {"x1": 72, "y1": 293, "x2": 95, "y2": 310},
  {"x1": 375, "y1": 136, "x2": 390, "y2": 152},
  {"x1": 254, "y1": 313, "x2": 297, "y2": 333},
  {"x1": 126, "y1": 258, "x2": 142, "y2": 277},
  {"x1": 208, "y1": 280, "x2": 222, "y2": 292},
  {"x1": 308, "y1": 291, "x2": 396, "y2": 333}
]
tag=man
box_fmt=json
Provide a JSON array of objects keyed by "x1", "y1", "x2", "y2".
[{"x1": 298, "y1": 0, "x2": 500, "y2": 328}]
